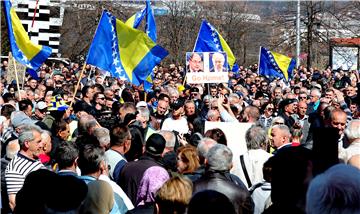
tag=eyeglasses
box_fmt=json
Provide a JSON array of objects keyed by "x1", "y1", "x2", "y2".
[{"x1": 274, "y1": 122, "x2": 284, "y2": 125}]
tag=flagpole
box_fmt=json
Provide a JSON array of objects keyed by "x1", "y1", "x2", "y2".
[
  {"x1": 69, "y1": 10, "x2": 106, "y2": 108},
  {"x1": 192, "y1": 20, "x2": 203, "y2": 52},
  {"x1": 69, "y1": 63, "x2": 86, "y2": 108},
  {"x1": 257, "y1": 46, "x2": 261, "y2": 75},
  {"x1": 11, "y1": 53, "x2": 22, "y2": 100}
]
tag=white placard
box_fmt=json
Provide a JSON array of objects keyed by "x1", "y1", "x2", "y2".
[
  {"x1": 186, "y1": 52, "x2": 229, "y2": 84},
  {"x1": 205, "y1": 121, "x2": 253, "y2": 184}
]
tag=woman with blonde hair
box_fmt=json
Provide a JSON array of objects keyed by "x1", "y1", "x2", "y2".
[{"x1": 155, "y1": 175, "x2": 193, "y2": 214}]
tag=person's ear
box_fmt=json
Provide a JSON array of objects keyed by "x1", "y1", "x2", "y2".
[{"x1": 24, "y1": 140, "x2": 30, "y2": 149}]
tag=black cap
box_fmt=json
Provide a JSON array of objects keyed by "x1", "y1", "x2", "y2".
[
  {"x1": 190, "y1": 87, "x2": 200, "y2": 93},
  {"x1": 146, "y1": 133, "x2": 166, "y2": 157},
  {"x1": 171, "y1": 99, "x2": 184, "y2": 110},
  {"x1": 280, "y1": 98, "x2": 298, "y2": 110}
]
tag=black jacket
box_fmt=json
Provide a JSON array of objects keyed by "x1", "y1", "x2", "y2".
[{"x1": 193, "y1": 171, "x2": 254, "y2": 214}]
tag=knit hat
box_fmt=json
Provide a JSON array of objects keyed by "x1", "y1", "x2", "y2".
[
  {"x1": 145, "y1": 133, "x2": 166, "y2": 157},
  {"x1": 48, "y1": 95, "x2": 69, "y2": 111}
]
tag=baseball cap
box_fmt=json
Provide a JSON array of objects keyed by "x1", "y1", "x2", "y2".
[
  {"x1": 170, "y1": 99, "x2": 184, "y2": 110},
  {"x1": 145, "y1": 133, "x2": 166, "y2": 157},
  {"x1": 136, "y1": 101, "x2": 147, "y2": 108},
  {"x1": 36, "y1": 101, "x2": 48, "y2": 110}
]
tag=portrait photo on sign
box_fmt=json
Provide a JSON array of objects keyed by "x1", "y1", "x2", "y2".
[
  {"x1": 210, "y1": 52, "x2": 228, "y2": 72},
  {"x1": 186, "y1": 52, "x2": 204, "y2": 73}
]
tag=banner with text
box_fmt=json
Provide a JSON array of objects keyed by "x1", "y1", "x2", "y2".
[{"x1": 186, "y1": 52, "x2": 229, "y2": 84}]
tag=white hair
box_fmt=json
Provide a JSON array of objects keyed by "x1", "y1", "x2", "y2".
[
  {"x1": 345, "y1": 119, "x2": 360, "y2": 141},
  {"x1": 93, "y1": 127, "x2": 110, "y2": 147},
  {"x1": 137, "y1": 107, "x2": 150, "y2": 121},
  {"x1": 6, "y1": 140, "x2": 20, "y2": 159},
  {"x1": 310, "y1": 88, "x2": 321, "y2": 97},
  {"x1": 197, "y1": 137, "x2": 217, "y2": 159},
  {"x1": 158, "y1": 130, "x2": 176, "y2": 148},
  {"x1": 212, "y1": 52, "x2": 225, "y2": 64}
]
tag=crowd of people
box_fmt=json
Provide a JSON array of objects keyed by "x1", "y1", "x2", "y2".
[{"x1": 0, "y1": 59, "x2": 360, "y2": 214}]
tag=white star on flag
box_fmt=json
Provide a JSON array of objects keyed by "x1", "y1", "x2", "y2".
[
  {"x1": 211, "y1": 32, "x2": 217, "y2": 37},
  {"x1": 112, "y1": 42, "x2": 117, "y2": 49},
  {"x1": 113, "y1": 57, "x2": 119, "y2": 65},
  {"x1": 26, "y1": 63, "x2": 33, "y2": 69},
  {"x1": 112, "y1": 34, "x2": 116, "y2": 40},
  {"x1": 115, "y1": 66, "x2": 123, "y2": 74},
  {"x1": 21, "y1": 55, "x2": 28, "y2": 63},
  {"x1": 111, "y1": 25, "x2": 114, "y2": 32},
  {"x1": 215, "y1": 44, "x2": 220, "y2": 49},
  {"x1": 213, "y1": 38, "x2": 218, "y2": 42},
  {"x1": 112, "y1": 51, "x2": 117, "y2": 57}
]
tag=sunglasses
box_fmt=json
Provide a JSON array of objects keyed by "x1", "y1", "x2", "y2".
[
  {"x1": 266, "y1": 108, "x2": 274, "y2": 111},
  {"x1": 274, "y1": 122, "x2": 284, "y2": 125},
  {"x1": 98, "y1": 97, "x2": 105, "y2": 100},
  {"x1": 299, "y1": 96, "x2": 307, "y2": 99}
]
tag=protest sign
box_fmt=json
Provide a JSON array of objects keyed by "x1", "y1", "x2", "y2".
[
  {"x1": 205, "y1": 121, "x2": 253, "y2": 184},
  {"x1": 186, "y1": 52, "x2": 229, "y2": 84}
]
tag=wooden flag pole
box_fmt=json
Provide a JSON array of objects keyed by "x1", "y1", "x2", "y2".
[
  {"x1": 69, "y1": 63, "x2": 87, "y2": 108},
  {"x1": 11, "y1": 53, "x2": 22, "y2": 100},
  {"x1": 21, "y1": 67, "x2": 26, "y2": 90}
]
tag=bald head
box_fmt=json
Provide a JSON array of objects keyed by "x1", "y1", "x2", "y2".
[
  {"x1": 298, "y1": 101, "x2": 308, "y2": 116},
  {"x1": 330, "y1": 109, "x2": 347, "y2": 135}
]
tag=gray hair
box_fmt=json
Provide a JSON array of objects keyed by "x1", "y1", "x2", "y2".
[
  {"x1": 137, "y1": 107, "x2": 150, "y2": 121},
  {"x1": 18, "y1": 124, "x2": 43, "y2": 148},
  {"x1": 272, "y1": 124, "x2": 291, "y2": 138},
  {"x1": 271, "y1": 116, "x2": 285, "y2": 126},
  {"x1": 310, "y1": 88, "x2": 321, "y2": 97},
  {"x1": 6, "y1": 140, "x2": 20, "y2": 159},
  {"x1": 345, "y1": 119, "x2": 360, "y2": 141},
  {"x1": 228, "y1": 93, "x2": 239, "y2": 103},
  {"x1": 167, "y1": 87, "x2": 179, "y2": 97},
  {"x1": 245, "y1": 125, "x2": 267, "y2": 150},
  {"x1": 306, "y1": 164, "x2": 360, "y2": 214},
  {"x1": 197, "y1": 137, "x2": 217, "y2": 159},
  {"x1": 78, "y1": 115, "x2": 98, "y2": 135},
  {"x1": 203, "y1": 95, "x2": 212, "y2": 101},
  {"x1": 158, "y1": 130, "x2": 176, "y2": 148},
  {"x1": 93, "y1": 127, "x2": 110, "y2": 147},
  {"x1": 207, "y1": 109, "x2": 219, "y2": 120},
  {"x1": 207, "y1": 144, "x2": 233, "y2": 171}
]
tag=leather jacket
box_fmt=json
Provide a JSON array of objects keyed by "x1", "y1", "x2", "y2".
[{"x1": 193, "y1": 170, "x2": 254, "y2": 214}]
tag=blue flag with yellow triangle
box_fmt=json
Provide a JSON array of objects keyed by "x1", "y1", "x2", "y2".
[
  {"x1": 194, "y1": 20, "x2": 237, "y2": 71},
  {"x1": 258, "y1": 47, "x2": 296, "y2": 82},
  {"x1": 3, "y1": 0, "x2": 52, "y2": 71},
  {"x1": 125, "y1": 0, "x2": 157, "y2": 91},
  {"x1": 86, "y1": 10, "x2": 168, "y2": 86}
]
